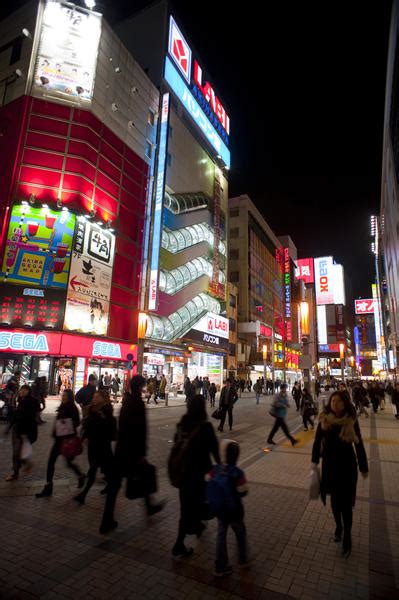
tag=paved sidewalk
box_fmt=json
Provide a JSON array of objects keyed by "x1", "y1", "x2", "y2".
[{"x1": 0, "y1": 393, "x2": 398, "y2": 599}]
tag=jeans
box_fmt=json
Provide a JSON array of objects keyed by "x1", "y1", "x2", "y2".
[
  {"x1": 256, "y1": 393, "x2": 260, "y2": 404},
  {"x1": 331, "y1": 491, "x2": 352, "y2": 541},
  {"x1": 219, "y1": 406, "x2": 233, "y2": 430},
  {"x1": 267, "y1": 417, "x2": 295, "y2": 443},
  {"x1": 216, "y1": 517, "x2": 247, "y2": 571},
  {"x1": 46, "y1": 439, "x2": 83, "y2": 483}
]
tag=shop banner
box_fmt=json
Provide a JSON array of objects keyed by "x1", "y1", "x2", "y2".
[
  {"x1": 33, "y1": 1, "x2": 101, "y2": 103},
  {"x1": 64, "y1": 220, "x2": 115, "y2": 335},
  {"x1": 1, "y1": 204, "x2": 75, "y2": 289},
  {"x1": 0, "y1": 283, "x2": 66, "y2": 329},
  {"x1": 0, "y1": 329, "x2": 61, "y2": 354},
  {"x1": 60, "y1": 334, "x2": 136, "y2": 361}
]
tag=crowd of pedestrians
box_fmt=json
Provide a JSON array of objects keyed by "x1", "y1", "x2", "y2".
[{"x1": 0, "y1": 368, "x2": 397, "y2": 574}]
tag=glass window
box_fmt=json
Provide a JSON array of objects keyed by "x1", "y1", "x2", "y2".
[
  {"x1": 230, "y1": 227, "x2": 239, "y2": 239},
  {"x1": 229, "y1": 343, "x2": 236, "y2": 357},
  {"x1": 229, "y1": 248, "x2": 239, "y2": 260},
  {"x1": 229, "y1": 207, "x2": 239, "y2": 218},
  {"x1": 229, "y1": 318, "x2": 236, "y2": 332}
]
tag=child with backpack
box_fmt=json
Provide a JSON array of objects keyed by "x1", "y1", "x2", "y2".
[{"x1": 206, "y1": 439, "x2": 249, "y2": 577}]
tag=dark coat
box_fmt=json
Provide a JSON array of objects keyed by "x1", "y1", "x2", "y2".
[
  {"x1": 82, "y1": 404, "x2": 116, "y2": 450},
  {"x1": 219, "y1": 386, "x2": 238, "y2": 408},
  {"x1": 177, "y1": 420, "x2": 220, "y2": 484},
  {"x1": 312, "y1": 418, "x2": 368, "y2": 506},
  {"x1": 115, "y1": 392, "x2": 146, "y2": 475},
  {"x1": 392, "y1": 389, "x2": 399, "y2": 408},
  {"x1": 11, "y1": 395, "x2": 39, "y2": 444},
  {"x1": 75, "y1": 383, "x2": 96, "y2": 408}
]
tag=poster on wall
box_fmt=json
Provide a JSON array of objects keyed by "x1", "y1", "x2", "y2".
[
  {"x1": 64, "y1": 219, "x2": 115, "y2": 335},
  {"x1": 0, "y1": 283, "x2": 66, "y2": 329},
  {"x1": 32, "y1": 1, "x2": 101, "y2": 103},
  {"x1": 0, "y1": 204, "x2": 75, "y2": 288}
]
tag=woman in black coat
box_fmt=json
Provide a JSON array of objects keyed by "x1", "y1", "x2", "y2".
[
  {"x1": 100, "y1": 375, "x2": 163, "y2": 534},
  {"x1": 36, "y1": 389, "x2": 84, "y2": 498},
  {"x1": 74, "y1": 390, "x2": 116, "y2": 504},
  {"x1": 171, "y1": 394, "x2": 220, "y2": 558},
  {"x1": 311, "y1": 390, "x2": 368, "y2": 557},
  {"x1": 5, "y1": 385, "x2": 39, "y2": 481}
]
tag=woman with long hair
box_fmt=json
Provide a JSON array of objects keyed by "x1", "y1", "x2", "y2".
[
  {"x1": 36, "y1": 389, "x2": 85, "y2": 498},
  {"x1": 311, "y1": 390, "x2": 368, "y2": 557},
  {"x1": 5, "y1": 385, "x2": 39, "y2": 481},
  {"x1": 74, "y1": 390, "x2": 116, "y2": 504},
  {"x1": 170, "y1": 394, "x2": 220, "y2": 558}
]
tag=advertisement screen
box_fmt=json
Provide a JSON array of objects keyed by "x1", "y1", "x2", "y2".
[
  {"x1": 1, "y1": 204, "x2": 75, "y2": 289},
  {"x1": 295, "y1": 258, "x2": 314, "y2": 284},
  {"x1": 64, "y1": 219, "x2": 115, "y2": 336},
  {"x1": 33, "y1": 1, "x2": 101, "y2": 103},
  {"x1": 314, "y1": 256, "x2": 334, "y2": 305},
  {"x1": 0, "y1": 283, "x2": 66, "y2": 329}
]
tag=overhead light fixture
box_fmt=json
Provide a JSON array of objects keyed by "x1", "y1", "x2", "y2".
[
  {"x1": 22, "y1": 28, "x2": 31, "y2": 39},
  {"x1": 15, "y1": 69, "x2": 23, "y2": 78},
  {"x1": 84, "y1": 0, "x2": 96, "y2": 9},
  {"x1": 21, "y1": 200, "x2": 28, "y2": 206},
  {"x1": 217, "y1": 154, "x2": 221, "y2": 159}
]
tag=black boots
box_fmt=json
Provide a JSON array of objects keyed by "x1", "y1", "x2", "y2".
[{"x1": 36, "y1": 482, "x2": 53, "y2": 498}]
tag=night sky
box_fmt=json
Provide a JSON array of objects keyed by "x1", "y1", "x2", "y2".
[{"x1": 3, "y1": 0, "x2": 393, "y2": 300}]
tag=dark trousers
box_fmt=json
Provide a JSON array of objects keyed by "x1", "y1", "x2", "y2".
[
  {"x1": 209, "y1": 393, "x2": 216, "y2": 407},
  {"x1": 268, "y1": 417, "x2": 295, "y2": 443},
  {"x1": 46, "y1": 439, "x2": 83, "y2": 483},
  {"x1": 302, "y1": 413, "x2": 314, "y2": 429},
  {"x1": 331, "y1": 491, "x2": 353, "y2": 540},
  {"x1": 11, "y1": 430, "x2": 24, "y2": 475},
  {"x1": 294, "y1": 396, "x2": 300, "y2": 410},
  {"x1": 80, "y1": 445, "x2": 113, "y2": 499},
  {"x1": 216, "y1": 517, "x2": 247, "y2": 571},
  {"x1": 101, "y1": 466, "x2": 151, "y2": 526},
  {"x1": 219, "y1": 405, "x2": 233, "y2": 431},
  {"x1": 174, "y1": 481, "x2": 205, "y2": 549}
]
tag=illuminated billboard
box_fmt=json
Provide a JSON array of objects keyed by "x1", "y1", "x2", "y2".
[
  {"x1": 1, "y1": 204, "x2": 75, "y2": 289},
  {"x1": 314, "y1": 256, "x2": 334, "y2": 305},
  {"x1": 295, "y1": 258, "x2": 314, "y2": 284},
  {"x1": 33, "y1": 1, "x2": 101, "y2": 103},
  {"x1": 355, "y1": 299, "x2": 375, "y2": 314},
  {"x1": 64, "y1": 219, "x2": 115, "y2": 336},
  {"x1": 332, "y1": 264, "x2": 346, "y2": 305}
]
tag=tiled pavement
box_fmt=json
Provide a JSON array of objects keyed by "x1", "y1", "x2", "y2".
[{"x1": 0, "y1": 392, "x2": 398, "y2": 599}]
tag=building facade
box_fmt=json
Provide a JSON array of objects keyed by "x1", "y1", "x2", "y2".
[
  {"x1": 380, "y1": 0, "x2": 399, "y2": 375},
  {"x1": 0, "y1": 0, "x2": 159, "y2": 392},
  {"x1": 117, "y1": 2, "x2": 230, "y2": 388}
]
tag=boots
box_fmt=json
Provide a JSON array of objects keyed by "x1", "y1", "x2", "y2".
[{"x1": 36, "y1": 482, "x2": 53, "y2": 498}]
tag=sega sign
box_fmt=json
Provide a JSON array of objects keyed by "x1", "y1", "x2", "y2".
[
  {"x1": 0, "y1": 331, "x2": 49, "y2": 353},
  {"x1": 314, "y1": 256, "x2": 334, "y2": 305},
  {"x1": 92, "y1": 341, "x2": 122, "y2": 359}
]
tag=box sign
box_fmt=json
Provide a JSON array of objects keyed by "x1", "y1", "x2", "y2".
[
  {"x1": 168, "y1": 16, "x2": 230, "y2": 143},
  {"x1": 148, "y1": 93, "x2": 170, "y2": 311},
  {"x1": 144, "y1": 352, "x2": 165, "y2": 365},
  {"x1": 332, "y1": 264, "x2": 346, "y2": 306},
  {"x1": 314, "y1": 256, "x2": 334, "y2": 305},
  {"x1": 295, "y1": 258, "x2": 314, "y2": 284},
  {"x1": 319, "y1": 343, "x2": 340, "y2": 353},
  {"x1": 0, "y1": 283, "x2": 65, "y2": 329},
  {"x1": 186, "y1": 312, "x2": 229, "y2": 350},
  {"x1": 164, "y1": 56, "x2": 231, "y2": 168},
  {"x1": 259, "y1": 324, "x2": 273, "y2": 337},
  {"x1": 1, "y1": 204, "x2": 75, "y2": 289},
  {"x1": 33, "y1": 1, "x2": 101, "y2": 104},
  {"x1": 355, "y1": 299, "x2": 375, "y2": 314}
]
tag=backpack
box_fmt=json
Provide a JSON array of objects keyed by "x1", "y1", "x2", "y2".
[
  {"x1": 206, "y1": 464, "x2": 239, "y2": 517},
  {"x1": 167, "y1": 423, "x2": 202, "y2": 488}
]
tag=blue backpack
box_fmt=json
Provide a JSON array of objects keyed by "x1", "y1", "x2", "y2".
[{"x1": 206, "y1": 464, "x2": 239, "y2": 516}]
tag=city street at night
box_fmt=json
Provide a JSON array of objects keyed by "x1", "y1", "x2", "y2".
[{"x1": 1, "y1": 394, "x2": 399, "y2": 599}]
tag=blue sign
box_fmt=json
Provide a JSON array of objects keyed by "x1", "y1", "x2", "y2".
[{"x1": 164, "y1": 56, "x2": 231, "y2": 168}]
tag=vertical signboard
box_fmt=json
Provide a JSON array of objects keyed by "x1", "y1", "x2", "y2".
[
  {"x1": 314, "y1": 256, "x2": 334, "y2": 305},
  {"x1": 332, "y1": 264, "x2": 346, "y2": 305},
  {"x1": 64, "y1": 219, "x2": 115, "y2": 335},
  {"x1": 317, "y1": 305, "x2": 327, "y2": 345},
  {"x1": 372, "y1": 283, "x2": 384, "y2": 366},
  {"x1": 33, "y1": 0, "x2": 101, "y2": 104},
  {"x1": 295, "y1": 258, "x2": 314, "y2": 284},
  {"x1": 284, "y1": 248, "x2": 292, "y2": 341},
  {"x1": 148, "y1": 93, "x2": 170, "y2": 310}
]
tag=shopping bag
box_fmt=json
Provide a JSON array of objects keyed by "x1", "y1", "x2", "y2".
[
  {"x1": 55, "y1": 418, "x2": 74, "y2": 437},
  {"x1": 211, "y1": 407, "x2": 222, "y2": 420},
  {"x1": 309, "y1": 465, "x2": 321, "y2": 500},
  {"x1": 126, "y1": 462, "x2": 157, "y2": 499},
  {"x1": 20, "y1": 436, "x2": 32, "y2": 460},
  {"x1": 60, "y1": 436, "x2": 82, "y2": 459}
]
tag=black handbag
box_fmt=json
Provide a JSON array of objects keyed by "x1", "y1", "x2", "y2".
[
  {"x1": 126, "y1": 462, "x2": 157, "y2": 499},
  {"x1": 211, "y1": 407, "x2": 222, "y2": 420}
]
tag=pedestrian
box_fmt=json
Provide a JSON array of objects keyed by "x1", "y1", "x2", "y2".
[
  {"x1": 36, "y1": 389, "x2": 85, "y2": 498},
  {"x1": 57, "y1": 374, "x2": 62, "y2": 395},
  {"x1": 392, "y1": 382, "x2": 399, "y2": 419},
  {"x1": 369, "y1": 382, "x2": 380, "y2": 413},
  {"x1": 315, "y1": 380, "x2": 321, "y2": 398},
  {"x1": 247, "y1": 379, "x2": 252, "y2": 392},
  {"x1": 311, "y1": 390, "x2": 368, "y2": 557},
  {"x1": 100, "y1": 375, "x2": 163, "y2": 534},
  {"x1": 159, "y1": 374, "x2": 167, "y2": 400},
  {"x1": 300, "y1": 388, "x2": 315, "y2": 431},
  {"x1": 103, "y1": 371, "x2": 112, "y2": 395},
  {"x1": 31, "y1": 376, "x2": 45, "y2": 424},
  {"x1": 74, "y1": 390, "x2": 117, "y2": 504},
  {"x1": 111, "y1": 374, "x2": 120, "y2": 403},
  {"x1": 146, "y1": 377, "x2": 158, "y2": 405},
  {"x1": 203, "y1": 377, "x2": 210, "y2": 402},
  {"x1": 170, "y1": 394, "x2": 220, "y2": 558},
  {"x1": 292, "y1": 382, "x2": 302, "y2": 411},
  {"x1": 207, "y1": 439, "x2": 249, "y2": 576},
  {"x1": 5, "y1": 385, "x2": 39, "y2": 481},
  {"x1": 209, "y1": 382, "x2": 217, "y2": 407},
  {"x1": 218, "y1": 380, "x2": 238, "y2": 432},
  {"x1": 3, "y1": 371, "x2": 21, "y2": 422},
  {"x1": 184, "y1": 377, "x2": 196, "y2": 405},
  {"x1": 267, "y1": 384, "x2": 298, "y2": 446},
  {"x1": 75, "y1": 374, "x2": 97, "y2": 413},
  {"x1": 253, "y1": 379, "x2": 262, "y2": 405}
]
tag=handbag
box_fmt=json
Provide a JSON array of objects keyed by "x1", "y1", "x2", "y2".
[
  {"x1": 126, "y1": 462, "x2": 157, "y2": 499},
  {"x1": 55, "y1": 417, "x2": 74, "y2": 437},
  {"x1": 211, "y1": 407, "x2": 222, "y2": 420},
  {"x1": 309, "y1": 465, "x2": 321, "y2": 500},
  {"x1": 20, "y1": 435, "x2": 32, "y2": 460},
  {"x1": 60, "y1": 436, "x2": 83, "y2": 459}
]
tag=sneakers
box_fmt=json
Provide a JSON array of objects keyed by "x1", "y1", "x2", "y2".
[
  {"x1": 334, "y1": 526, "x2": 343, "y2": 542},
  {"x1": 291, "y1": 439, "x2": 299, "y2": 447},
  {"x1": 35, "y1": 483, "x2": 53, "y2": 498},
  {"x1": 267, "y1": 439, "x2": 276, "y2": 445},
  {"x1": 304, "y1": 428, "x2": 308, "y2": 432},
  {"x1": 342, "y1": 536, "x2": 352, "y2": 558},
  {"x1": 214, "y1": 565, "x2": 233, "y2": 577}
]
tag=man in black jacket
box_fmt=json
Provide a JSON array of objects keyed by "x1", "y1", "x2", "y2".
[
  {"x1": 218, "y1": 380, "x2": 238, "y2": 432},
  {"x1": 75, "y1": 374, "x2": 97, "y2": 409}
]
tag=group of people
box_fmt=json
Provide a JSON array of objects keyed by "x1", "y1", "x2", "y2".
[{"x1": 184, "y1": 376, "x2": 217, "y2": 407}]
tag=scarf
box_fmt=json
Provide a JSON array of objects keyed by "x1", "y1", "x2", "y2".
[{"x1": 319, "y1": 411, "x2": 359, "y2": 444}]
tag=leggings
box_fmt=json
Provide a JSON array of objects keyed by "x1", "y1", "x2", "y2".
[
  {"x1": 331, "y1": 491, "x2": 353, "y2": 539},
  {"x1": 46, "y1": 440, "x2": 83, "y2": 483}
]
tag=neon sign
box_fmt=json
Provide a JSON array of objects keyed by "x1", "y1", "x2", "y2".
[
  {"x1": 193, "y1": 60, "x2": 230, "y2": 136},
  {"x1": 92, "y1": 341, "x2": 122, "y2": 359},
  {"x1": 0, "y1": 331, "x2": 49, "y2": 352}
]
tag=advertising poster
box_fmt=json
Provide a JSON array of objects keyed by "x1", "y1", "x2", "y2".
[
  {"x1": 0, "y1": 204, "x2": 75, "y2": 289},
  {"x1": 33, "y1": 1, "x2": 101, "y2": 103},
  {"x1": 314, "y1": 256, "x2": 334, "y2": 305},
  {"x1": 0, "y1": 283, "x2": 66, "y2": 329},
  {"x1": 64, "y1": 220, "x2": 115, "y2": 336}
]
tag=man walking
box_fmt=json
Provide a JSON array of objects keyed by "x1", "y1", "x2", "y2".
[
  {"x1": 267, "y1": 384, "x2": 298, "y2": 446},
  {"x1": 292, "y1": 382, "x2": 301, "y2": 411},
  {"x1": 75, "y1": 374, "x2": 97, "y2": 411},
  {"x1": 218, "y1": 380, "x2": 238, "y2": 432}
]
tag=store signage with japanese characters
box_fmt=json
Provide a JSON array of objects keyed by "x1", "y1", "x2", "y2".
[
  {"x1": 355, "y1": 299, "x2": 375, "y2": 314},
  {"x1": 295, "y1": 258, "x2": 314, "y2": 284},
  {"x1": 186, "y1": 312, "x2": 229, "y2": 349}
]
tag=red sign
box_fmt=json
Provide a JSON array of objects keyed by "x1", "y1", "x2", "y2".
[
  {"x1": 295, "y1": 258, "x2": 315, "y2": 284},
  {"x1": 355, "y1": 299, "x2": 375, "y2": 314},
  {"x1": 259, "y1": 324, "x2": 273, "y2": 337},
  {"x1": 0, "y1": 329, "x2": 61, "y2": 354},
  {"x1": 193, "y1": 60, "x2": 230, "y2": 135}
]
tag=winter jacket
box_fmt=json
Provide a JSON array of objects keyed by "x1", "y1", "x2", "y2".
[
  {"x1": 115, "y1": 392, "x2": 147, "y2": 475},
  {"x1": 219, "y1": 386, "x2": 238, "y2": 408},
  {"x1": 75, "y1": 383, "x2": 96, "y2": 408},
  {"x1": 10, "y1": 395, "x2": 39, "y2": 444},
  {"x1": 273, "y1": 392, "x2": 290, "y2": 418}
]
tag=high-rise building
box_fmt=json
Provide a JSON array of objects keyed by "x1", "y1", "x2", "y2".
[
  {"x1": 0, "y1": 0, "x2": 159, "y2": 391},
  {"x1": 117, "y1": 2, "x2": 230, "y2": 388},
  {"x1": 380, "y1": 0, "x2": 399, "y2": 375}
]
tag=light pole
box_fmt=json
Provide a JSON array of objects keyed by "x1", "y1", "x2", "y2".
[
  {"x1": 339, "y1": 343, "x2": 345, "y2": 383},
  {"x1": 262, "y1": 344, "x2": 267, "y2": 394}
]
